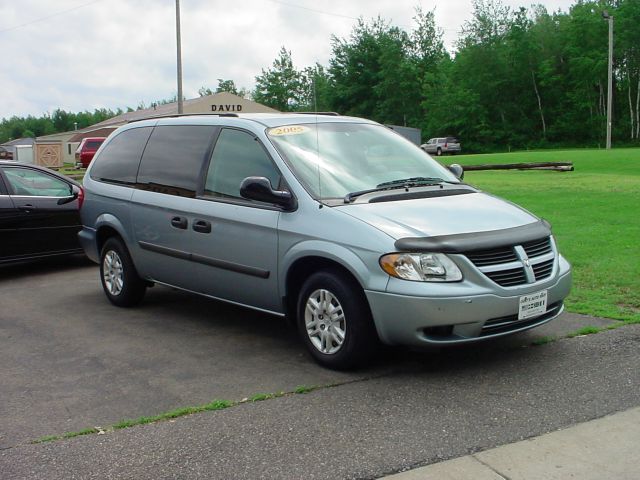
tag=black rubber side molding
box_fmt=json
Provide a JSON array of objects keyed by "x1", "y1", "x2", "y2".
[{"x1": 138, "y1": 241, "x2": 270, "y2": 278}]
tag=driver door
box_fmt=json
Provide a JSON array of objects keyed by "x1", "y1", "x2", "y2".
[{"x1": 0, "y1": 166, "x2": 80, "y2": 258}]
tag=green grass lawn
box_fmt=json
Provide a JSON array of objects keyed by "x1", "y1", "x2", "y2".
[
  {"x1": 443, "y1": 148, "x2": 640, "y2": 321},
  {"x1": 60, "y1": 164, "x2": 85, "y2": 176}
]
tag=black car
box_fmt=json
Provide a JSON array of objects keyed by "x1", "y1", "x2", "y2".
[{"x1": 0, "y1": 161, "x2": 84, "y2": 264}]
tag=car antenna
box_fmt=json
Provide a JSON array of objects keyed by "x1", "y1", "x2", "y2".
[{"x1": 313, "y1": 64, "x2": 322, "y2": 205}]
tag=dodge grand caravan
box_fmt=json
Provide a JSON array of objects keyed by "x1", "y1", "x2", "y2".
[{"x1": 79, "y1": 113, "x2": 571, "y2": 369}]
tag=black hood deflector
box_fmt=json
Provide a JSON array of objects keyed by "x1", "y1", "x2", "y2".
[{"x1": 394, "y1": 220, "x2": 552, "y2": 253}]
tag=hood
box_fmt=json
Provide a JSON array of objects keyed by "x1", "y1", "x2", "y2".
[{"x1": 338, "y1": 191, "x2": 539, "y2": 240}]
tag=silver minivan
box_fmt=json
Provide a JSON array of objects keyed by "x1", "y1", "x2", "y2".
[{"x1": 79, "y1": 114, "x2": 571, "y2": 369}]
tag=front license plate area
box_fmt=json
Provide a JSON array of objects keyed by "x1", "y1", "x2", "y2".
[{"x1": 518, "y1": 290, "x2": 548, "y2": 320}]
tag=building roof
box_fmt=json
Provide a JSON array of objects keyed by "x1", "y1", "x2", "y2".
[
  {"x1": 91, "y1": 92, "x2": 279, "y2": 128},
  {"x1": 68, "y1": 127, "x2": 118, "y2": 143},
  {"x1": 0, "y1": 137, "x2": 35, "y2": 147},
  {"x1": 36, "y1": 131, "x2": 75, "y2": 142}
]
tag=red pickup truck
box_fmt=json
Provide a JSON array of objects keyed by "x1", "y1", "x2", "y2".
[{"x1": 75, "y1": 137, "x2": 106, "y2": 168}]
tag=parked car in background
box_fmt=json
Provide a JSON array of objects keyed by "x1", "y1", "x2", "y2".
[
  {"x1": 421, "y1": 137, "x2": 461, "y2": 156},
  {"x1": 75, "y1": 137, "x2": 106, "y2": 168},
  {"x1": 79, "y1": 114, "x2": 570, "y2": 370},
  {"x1": 0, "y1": 161, "x2": 84, "y2": 264}
]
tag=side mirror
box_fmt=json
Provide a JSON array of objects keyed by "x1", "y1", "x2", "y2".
[
  {"x1": 57, "y1": 184, "x2": 81, "y2": 205},
  {"x1": 448, "y1": 163, "x2": 464, "y2": 180},
  {"x1": 240, "y1": 176, "x2": 296, "y2": 211}
]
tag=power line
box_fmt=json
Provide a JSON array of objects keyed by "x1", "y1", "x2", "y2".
[
  {"x1": 262, "y1": 0, "x2": 460, "y2": 33},
  {"x1": 0, "y1": 0, "x2": 105, "y2": 34},
  {"x1": 264, "y1": 0, "x2": 359, "y2": 21}
]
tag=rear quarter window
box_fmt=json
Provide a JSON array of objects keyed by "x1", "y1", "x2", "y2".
[
  {"x1": 136, "y1": 125, "x2": 216, "y2": 198},
  {"x1": 90, "y1": 127, "x2": 153, "y2": 185}
]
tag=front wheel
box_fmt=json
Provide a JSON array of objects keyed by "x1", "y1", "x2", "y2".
[
  {"x1": 297, "y1": 269, "x2": 378, "y2": 370},
  {"x1": 436, "y1": 147, "x2": 443, "y2": 156},
  {"x1": 100, "y1": 237, "x2": 146, "y2": 307}
]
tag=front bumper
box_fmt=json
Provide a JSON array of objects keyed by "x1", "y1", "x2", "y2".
[{"x1": 365, "y1": 267, "x2": 572, "y2": 347}]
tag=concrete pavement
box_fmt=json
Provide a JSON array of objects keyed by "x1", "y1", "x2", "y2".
[
  {"x1": 384, "y1": 407, "x2": 640, "y2": 480},
  {"x1": 383, "y1": 406, "x2": 640, "y2": 479}
]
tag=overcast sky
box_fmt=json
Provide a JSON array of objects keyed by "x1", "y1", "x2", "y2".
[{"x1": 1, "y1": 0, "x2": 576, "y2": 119}]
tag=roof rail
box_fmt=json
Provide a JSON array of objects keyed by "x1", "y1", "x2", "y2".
[
  {"x1": 295, "y1": 112, "x2": 341, "y2": 116},
  {"x1": 127, "y1": 112, "x2": 239, "y2": 124}
]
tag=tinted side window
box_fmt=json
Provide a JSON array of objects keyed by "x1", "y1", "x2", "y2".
[
  {"x1": 137, "y1": 125, "x2": 215, "y2": 198},
  {"x1": 90, "y1": 127, "x2": 152, "y2": 184},
  {"x1": 4, "y1": 167, "x2": 71, "y2": 197},
  {"x1": 204, "y1": 129, "x2": 281, "y2": 200}
]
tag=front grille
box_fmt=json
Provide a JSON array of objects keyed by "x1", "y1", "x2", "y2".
[
  {"x1": 481, "y1": 301, "x2": 563, "y2": 335},
  {"x1": 484, "y1": 267, "x2": 527, "y2": 287},
  {"x1": 533, "y1": 258, "x2": 554, "y2": 281},
  {"x1": 523, "y1": 237, "x2": 552, "y2": 257},
  {"x1": 465, "y1": 247, "x2": 518, "y2": 266},
  {"x1": 464, "y1": 236, "x2": 555, "y2": 287}
]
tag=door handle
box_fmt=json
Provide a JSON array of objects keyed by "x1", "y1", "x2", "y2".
[
  {"x1": 18, "y1": 204, "x2": 36, "y2": 211},
  {"x1": 192, "y1": 219, "x2": 211, "y2": 234},
  {"x1": 171, "y1": 216, "x2": 188, "y2": 229}
]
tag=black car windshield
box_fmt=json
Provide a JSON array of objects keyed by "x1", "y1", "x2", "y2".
[{"x1": 267, "y1": 122, "x2": 458, "y2": 200}]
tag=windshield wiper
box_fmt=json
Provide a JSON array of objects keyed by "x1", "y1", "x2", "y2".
[
  {"x1": 376, "y1": 176, "x2": 458, "y2": 188},
  {"x1": 344, "y1": 186, "x2": 403, "y2": 203},
  {"x1": 344, "y1": 177, "x2": 457, "y2": 203}
]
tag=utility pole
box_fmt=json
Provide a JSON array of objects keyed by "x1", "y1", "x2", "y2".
[
  {"x1": 176, "y1": 0, "x2": 184, "y2": 114},
  {"x1": 603, "y1": 10, "x2": 614, "y2": 150}
]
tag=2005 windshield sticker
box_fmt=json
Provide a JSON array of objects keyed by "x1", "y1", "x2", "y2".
[{"x1": 268, "y1": 125, "x2": 311, "y2": 136}]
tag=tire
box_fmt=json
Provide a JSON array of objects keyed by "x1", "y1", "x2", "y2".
[
  {"x1": 436, "y1": 148, "x2": 442, "y2": 156},
  {"x1": 297, "y1": 269, "x2": 378, "y2": 370},
  {"x1": 100, "y1": 237, "x2": 146, "y2": 307}
]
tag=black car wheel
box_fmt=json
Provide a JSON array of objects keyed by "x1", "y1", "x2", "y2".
[{"x1": 100, "y1": 237, "x2": 146, "y2": 307}]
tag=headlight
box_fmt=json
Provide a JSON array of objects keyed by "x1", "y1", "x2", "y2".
[{"x1": 379, "y1": 253, "x2": 463, "y2": 282}]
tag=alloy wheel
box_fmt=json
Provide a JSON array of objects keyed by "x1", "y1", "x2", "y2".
[
  {"x1": 103, "y1": 250, "x2": 124, "y2": 296},
  {"x1": 304, "y1": 289, "x2": 346, "y2": 354}
]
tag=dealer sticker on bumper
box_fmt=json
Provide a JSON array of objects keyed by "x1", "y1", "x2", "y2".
[{"x1": 518, "y1": 290, "x2": 548, "y2": 320}]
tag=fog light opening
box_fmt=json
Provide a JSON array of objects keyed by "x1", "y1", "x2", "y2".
[{"x1": 423, "y1": 325, "x2": 454, "y2": 338}]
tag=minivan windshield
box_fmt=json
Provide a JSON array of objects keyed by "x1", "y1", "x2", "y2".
[{"x1": 267, "y1": 122, "x2": 458, "y2": 200}]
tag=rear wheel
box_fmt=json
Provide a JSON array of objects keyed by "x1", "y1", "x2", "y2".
[
  {"x1": 297, "y1": 269, "x2": 377, "y2": 370},
  {"x1": 100, "y1": 237, "x2": 146, "y2": 307},
  {"x1": 436, "y1": 147, "x2": 443, "y2": 156}
]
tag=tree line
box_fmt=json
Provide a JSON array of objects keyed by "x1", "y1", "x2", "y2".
[
  {"x1": 3, "y1": 0, "x2": 639, "y2": 152},
  {"x1": 0, "y1": 108, "x2": 121, "y2": 144},
  {"x1": 0, "y1": 81, "x2": 241, "y2": 144},
  {"x1": 253, "y1": 0, "x2": 640, "y2": 152}
]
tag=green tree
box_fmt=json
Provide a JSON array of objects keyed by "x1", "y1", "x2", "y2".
[
  {"x1": 298, "y1": 64, "x2": 332, "y2": 111},
  {"x1": 253, "y1": 47, "x2": 304, "y2": 111},
  {"x1": 411, "y1": 6, "x2": 450, "y2": 137},
  {"x1": 215, "y1": 79, "x2": 238, "y2": 95},
  {"x1": 616, "y1": 0, "x2": 640, "y2": 140},
  {"x1": 329, "y1": 17, "x2": 420, "y2": 125}
]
